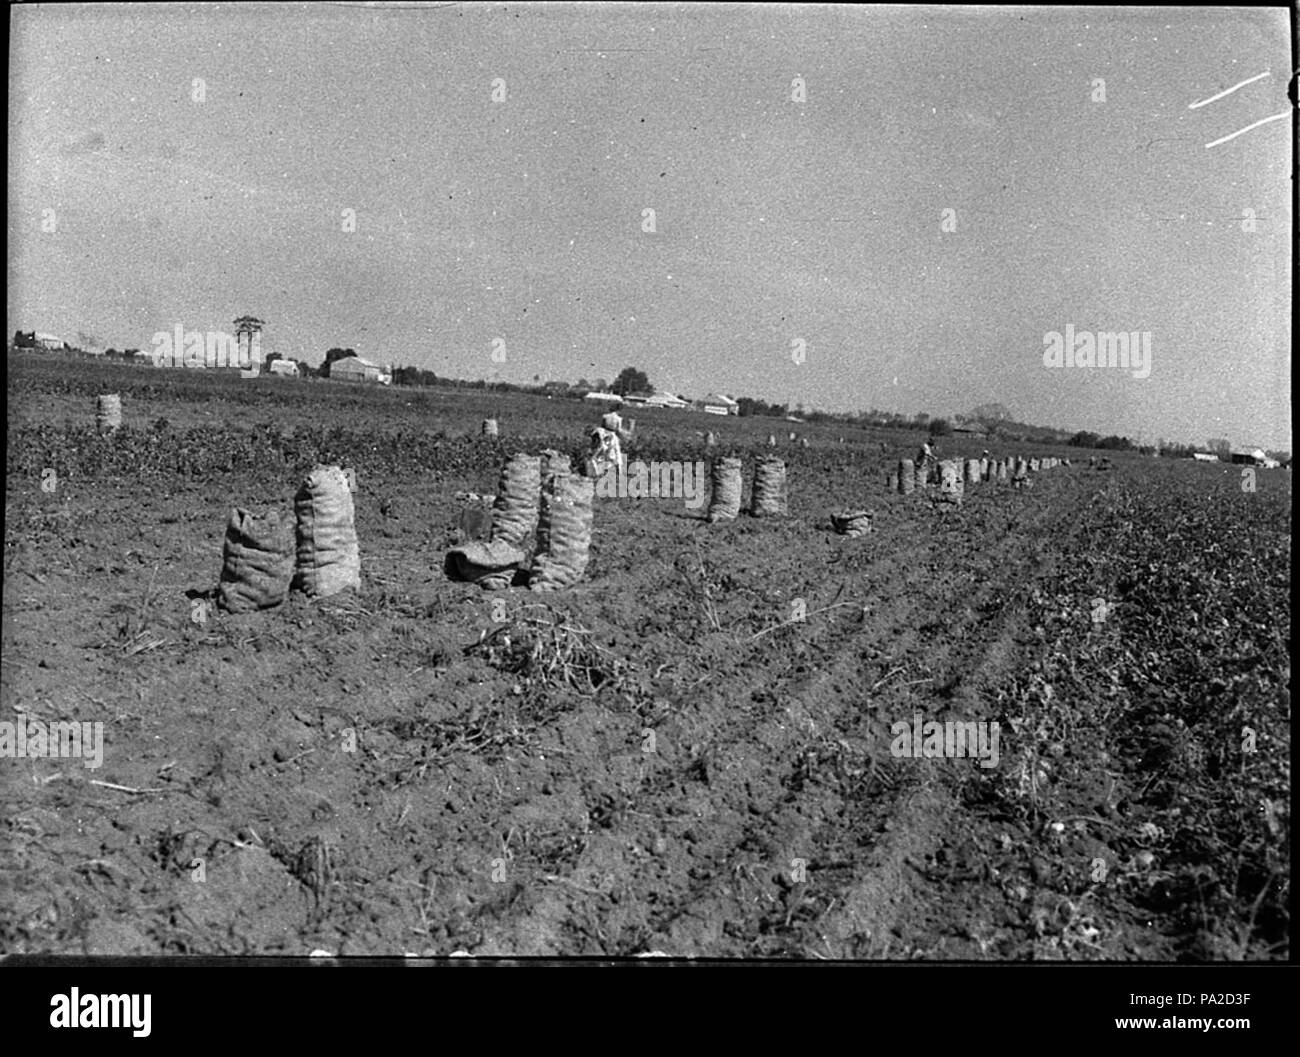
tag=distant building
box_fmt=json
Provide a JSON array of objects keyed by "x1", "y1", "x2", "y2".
[
  {"x1": 15, "y1": 331, "x2": 67, "y2": 350},
  {"x1": 268, "y1": 359, "x2": 299, "y2": 377},
  {"x1": 953, "y1": 424, "x2": 988, "y2": 438},
  {"x1": 330, "y1": 355, "x2": 383, "y2": 383},
  {"x1": 700, "y1": 393, "x2": 739, "y2": 416},
  {"x1": 644, "y1": 391, "x2": 689, "y2": 409},
  {"x1": 1192, "y1": 452, "x2": 1218, "y2": 462},
  {"x1": 583, "y1": 390, "x2": 623, "y2": 403},
  {"x1": 1229, "y1": 448, "x2": 1268, "y2": 466}
]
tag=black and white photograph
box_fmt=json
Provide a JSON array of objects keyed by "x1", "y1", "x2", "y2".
[{"x1": 4, "y1": 0, "x2": 1291, "y2": 990}]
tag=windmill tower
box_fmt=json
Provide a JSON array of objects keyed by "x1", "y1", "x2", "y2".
[{"x1": 233, "y1": 315, "x2": 266, "y2": 367}]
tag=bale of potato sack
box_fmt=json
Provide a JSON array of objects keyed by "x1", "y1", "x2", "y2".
[
  {"x1": 490, "y1": 453, "x2": 541, "y2": 547},
  {"x1": 898, "y1": 459, "x2": 914, "y2": 495},
  {"x1": 445, "y1": 539, "x2": 527, "y2": 589},
  {"x1": 938, "y1": 459, "x2": 964, "y2": 505},
  {"x1": 886, "y1": 471, "x2": 898, "y2": 491},
  {"x1": 96, "y1": 394, "x2": 122, "y2": 435},
  {"x1": 997, "y1": 460, "x2": 1009, "y2": 483},
  {"x1": 482, "y1": 418, "x2": 499, "y2": 437},
  {"x1": 217, "y1": 507, "x2": 295, "y2": 612},
  {"x1": 831, "y1": 509, "x2": 873, "y2": 538},
  {"x1": 539, "y1": 449, "x2": 572, "y2": 483},
  {"x1": 964, "y1": 459, "x2": 981, "y2": 485},
  {"x1": 529, "y1": 473, "x2": 594, "y2": 592},
  {"x1": 293, "y1": 465, "x2": 362, "y2": 597},
  {"x1": 800, "y1": 437, "x2": 810, "y2": 449},
  {"x1": 751, "y1": 456, "x2": 788, "y2": 517},
  {"x1": 705, "y1": 431, "x2": 717, "y2": 447},
  {"x1": 768, "y1": 434, "x2": 777, "y2": 448},
  {"x1": 707, "y1": 457, "x2": 743, "y2": 522},
  {"x1": 1029, "y1": 458, "x2": 1039, "y2": 472}
]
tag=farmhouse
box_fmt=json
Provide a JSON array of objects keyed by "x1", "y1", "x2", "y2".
[
  {"x1": 700, "y1": 393, "x2": 739, "y2": 416},
  {"x1": 583, "y1": 390, "x2": 623, "y2": 404},
  {"x1": 1229, "y1": 447, "x2": 1267, "y2": 466},
  {"x1": 268, "y1": 358, "x2": 299, "y2": 377},
  {"x1": 330, "y1": 355, "x2": 384, "y2": 383},
  {"x1": 14, "y1": 331, "x2": 67, "y2": 350},
  {"x1": 1192, "y1": 452, "x2": 1218, "y2": 462},
  {"x1": 644, "y1": 391, "x2": 690, "y2": 410}
]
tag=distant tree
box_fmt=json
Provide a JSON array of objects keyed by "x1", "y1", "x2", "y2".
[
  {"x1": 612, "y1": 367, "x2": 653, "y2": 396},
  {"x1": 929, "y1": 418, "x2": 952, "y2": 436},
  {"x1": 1206, "y1": 437, "x2": 1231, "y2": 459},
  {"x1": 591, "y1": 378, "x2": 608, "y2": 392},
  {"x1": 735, "y1": 396, "x2": 788, "y2": 419},
  {"x1": 576, "y1": 378, "x2": 590, "y2": 389},
  {"x1": 104, "y1": 348, "x2": 120, "y2": 359},
  {"x1": 1069, "y1": 431, "x2": 1101, "y2": 448}
]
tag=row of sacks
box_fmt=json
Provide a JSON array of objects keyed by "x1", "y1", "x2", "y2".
[
  {"x1": 445, "y1": 451, "x2": 593, "y2": 592},
  {"x1": 705, "y1": 456, "x2": 788, "y2": 521},
  {"x1": 217, "y1": 465, "x2": 361, "y2": 613},
  {"x1": 889, "y1": 455, "x2": 1069, "y2": 496}
]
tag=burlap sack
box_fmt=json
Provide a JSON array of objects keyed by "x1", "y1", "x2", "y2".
[
  {"x1": 293, "y1": 465, "x2": 361, "y2": 597},
  {"x1": 751, "y1": 457, "x2": 787, "y2": 517},
  {"x1": 482, "y1": 418, "x2": 499, "y2": 437},
  {"x1": 540, "y1": 449, "x2": 572, "y2": 483},
  {"x1": 529, "y1": 474, "x2": 594, "y2": 592},
  {"x1": 491, "y1": 454, "x2": 541, "y2": 546},
  {"x1": 707, "y1": 457, "x2": 742, "y2": 522},
  {"x1": 965, "y1": 459, "x2": 981, "y2": 485},
  {"x1": 218, "y1": 507, "x2": 295, "y2": 612},
  {"x1": 898, "y1": 459, "x2": 914, "y2": 495},
  {"x1": 831, "y1": 510, "x2": 873, "y2": 538},
  {"x1": 446, "y1": 539, "x2": 526, "y2": 589},
  {"x1": 97, "y1": 394, "x2": 122, "y2": 435},
  {"x1": 997, "y1": 460, "x2": 1009, "y2": 483}
]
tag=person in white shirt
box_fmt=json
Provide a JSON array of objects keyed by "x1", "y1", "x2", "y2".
[{"x1": 586, "y1": 406, "x2": 634, "y2": 478}]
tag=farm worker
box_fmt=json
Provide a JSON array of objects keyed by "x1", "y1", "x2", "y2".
[
  {"x1": 916, "y1": 438, "x2": 941, "y2": 485},
  {"x1": 916, "y1": 438, "x2": 935, "y2": 472},
  {"x1": 586, "y1": 406, "x2": 633, "y2": 479}
]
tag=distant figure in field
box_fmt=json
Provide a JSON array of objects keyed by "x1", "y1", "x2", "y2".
[
  {"x1": 917, "y1": 438, "x2": 937, "y2": 482},
  {"x1": 586, "y1": 405, "x2": 633, "y2": 478}
]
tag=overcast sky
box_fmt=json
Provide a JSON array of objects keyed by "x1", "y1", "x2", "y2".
[{"x1": 9, "y1": 3, "x2": 1292, "y2": 449}]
